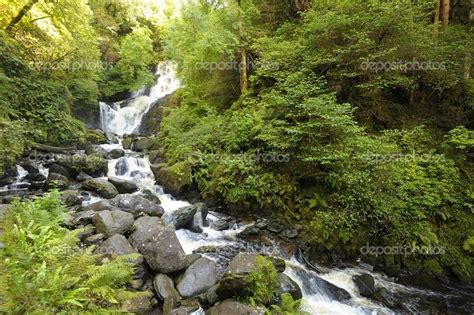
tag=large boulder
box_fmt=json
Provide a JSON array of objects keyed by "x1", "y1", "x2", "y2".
[
  {"x1": 82, "y1": 178, "x2": 118, "y2": 199},
  {"x1": 278, "y1": 273, "x2": 302, "y2": 300},
  {"x1": 163, "y1": 205, "x2": 197, "y2": 230},
  {"x1": 108, "y1": 176, "x2": 138, "y2": 194},
  {"x1": 92, "y1": 210, "x2": 134, "y2": 237},
  {"x1": 128, "y1": 216, "x2": 188, "y2": 273},
  {"x1": 44, "y1": 172, "x2": 70, "y2": 190},
  {"x1": 353, "y1": 273, "x2": 375, "y2": 298},
  {"x1": 123, "y1": 291, "x2": 154, "y2": 313},
  {"x1": 154, "y1": 274, "x2": 181, "y2": 314},
  {"x1": 216, "y1": 253, "x2": 262, "y2": 299},
  {"x1": 177, "y1": 257, "x2": 218, "y2": 298},
  {"x1": 133, "y1": 137, "x2": 155, "y2": 152},
  {"x1": 151, "y1": 163, "x2": 192, "y2": 195},
  {"x1": 100, "y1": 234, "x2": 142, "y2": 263},
  {"x1": 107, "y1": 148, "x2": 125, "y2": 159},
  {"x1": 109, "y1": 194, "x2": 164, "y2": 218},
  {"x1": 48, "y1": 164, "x2": 70, "y2": 179},
  {"x1": 205, "y1": 300, "x2": 258, "y2": 315},
  {"x1": 83, "y1": 199, "x2": 117, "y2": 212}
]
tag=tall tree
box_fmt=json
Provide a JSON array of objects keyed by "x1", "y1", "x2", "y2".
[{"x1": 5, "y1": 0, "x2": 39, "y2": 33}]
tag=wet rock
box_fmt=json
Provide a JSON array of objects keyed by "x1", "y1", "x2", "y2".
[
  {"x1": 44, "y1": 172, "x2": 70, "y2": 190},
  {"x1": 122, "y1": 135, "x2": 133, "y2": 150},
  {"x1": 20, "y1": 160, "x2": 39, "y2": 174},
  {"x1": 133, "y1": 137, "x2": 155, "y2": 151},
  {"x1": 278, "y1": 273, "x2": 302, "y2": 300},
  {"x1": 109, "y1": 194, "x2": 163, "y2": 217},
  {"x1": 100, "y1": 234, "x2": 142, "y2": 263},
  {"x1": 211, "y1": 219, "x2": 229, "y2": 231},
  {"x1": 83, "y1": 200, "x2": 117, "y2": 212},
  {"x1": 177, "y1": 257, "x2": 218, "y2": 298},
  {"x1": 76, "y1": 171, "x2": 93, "y2": 182},
  {"x1": 268, "y1": 257, "x2": 286, "y2": 273},
  {"x1": 154, "y1": 274, "x2": 181, "y2": 314},
  {"x1": 49, "y1": 164, "x2": 70, "y2": 179},
  {"x1": 205, "y1": 299, "x2": 258, "y2": 315},
  {"x1": 169, "y1": 299, "x2": 200, "y2": 315},
  {"x1": 84, "y1": 233, "x2": 105, "y2": 244},
  {"x1": 108, "y1": 176, "x2": 138, "y2": 194},
  {"x1": 185, "y1": 254, "x2": 202, "y2": 267},
  {"x1": 25, "y1": 172, "x2": 46, "y2": 181},
  {"x1": 152, "y1": 163, "x2": 192, "y2": 195},
  {"x1": 238, "y1": 225, "x2": 260, "y2": 236},
  {"x1": 92, "y1": 210, "x2": 134, "y2": 237},
  {"x1": 107, "y1": 148, "x2": 125, "y2": 159},
  {"x1": 74, "y1": 210, "x2": 96, "y2": 225},
  {"x1": 206, "y1": 285, "x2": 220, "y2": 306},
  {"x1": 82, "y1": 178, "x2": 118, "y2": 199},
  {"x1": 85, "y1": 129, "x2": 107, "y2": 144},
  {"x1": 281, "y1": 228, "x2": 299, "y2": 239},
  {"x1": 163, "y1": 205, "x2": 197, "y2": 229},
  {"x1": 185, "y1": 203, "x2": 208, "y2": 233},
  {"x1": 128, "y1": 216, "x2": 188, "y2": 273},
  {"x1": 216, "y1": 253, "x2": 262, "y2": 299},
  {"x1": 60, "y1": 190, "x2": 82, "y2": 206},
  {"x1": 123, "y1": 291, "x2": 154, "y2": 313},
  {"x1": 293, "y1": 267, "x2": 350, "y2": 302},
  {"x1": 353, "y1": 273, "x2": 375, "y2": 298},
  {"x1": 374, "y1": 287, "x2": 400, "y2": 308},
  {"x1": 266, "y1": 221, "x2": 284, "y2": 233}
]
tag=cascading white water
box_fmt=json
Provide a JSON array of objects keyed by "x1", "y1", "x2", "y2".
[
  {"x1": 100, "y1": 61, "x2": 180, "y2": 136},
  {"x1": 96, "y1": 60, "x2": 438, "y2": 315}
]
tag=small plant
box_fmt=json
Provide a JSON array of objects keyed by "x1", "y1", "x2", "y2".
[
  {"x1": 271, "y1": 293, "x2": 306, "y2": 315},
  {"x1": 0, "y1": 191, "x2": 148, "y2": 313},
  {"x1": 245, "y1": 256, "x2": 279, "y2": 306}
]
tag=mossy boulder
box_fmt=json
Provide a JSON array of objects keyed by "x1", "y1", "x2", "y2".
[{"x1": 151, "y1": 162, "x2": 192, "y2": 195}]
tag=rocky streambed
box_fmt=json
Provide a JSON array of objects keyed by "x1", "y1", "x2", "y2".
[{"x1": 1, "y1": 61, "x2": 473, "y2": 315}]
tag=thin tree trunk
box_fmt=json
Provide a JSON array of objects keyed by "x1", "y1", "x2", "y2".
[
  {"x1": 240, "y1": 48, "x2": 248, "y2": 94},
  {"x1": 441, "y1": 0, "x2": 450, "y2": 31},
  {"x1": 5, "y1": 0, "x2": 40, "y2": 33},
  {"x1": 433, "y1": 0, "x2": 441, "y2": 38}
]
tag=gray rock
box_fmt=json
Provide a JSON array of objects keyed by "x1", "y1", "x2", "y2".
[
  {"x1": 293, "y1": 267, "x2": 350, "y2": 301},
  {"x1": 44, "y1": 172, "x2": 70, "y2": 190},
  {"x1": 123, "y1": 291, "x2": 153, "y2": 313},
  {"x1": 84, "y1": 233, "x2": 105, "y2": 244},
  {"x1": 353, "y1": 273, "x2": 375, "y2": 298},
  {"x1": 154, "y1": 273, "x2": 181, "y2": 314},
  {"x1": 109, "y1": 194, "x2": 163, "y2": 217},
  {"x1": 60, "y1": 190, "x2": 82, "y2": 206},
  {"x1": 56, "y1": 153, "x2": 107, "y2": 176},
  {"x1": 216, "y1": 253, "x2": 262, "y2": 299},
  {"x1": 74, "y1": 210, "x2": 96, "y2": 225},
  {"x1": 205, "y1": 300, "x2": 258, "y2": 315},
  {"x1": 100, "y1": 234, "x2": 142, "y2": 263},
  {"x1": 76, "y1": 171, "x2": 92, "y2": 182},
  {"x1": 49, "y1": 164, "x2": 70, "y2": 179},
  {"x1": 282, "y1": 227, "x2": 299, "y2": 239},
  {"x1": 185, "y1": 203, "x2": 209, "y2": 233},
  {"x1": 238, "y1": 225, "x2": 260, "y2": 236},
  {"x1": 278, "y1": 273, "x2": 302, "y2": 300},
  {"x1": 211, "y1": 219, "x2": 229, "y2": 231},
  {"x1": 107, "y1": 148, "x2": 125, "y2": 159},
  {"x1": 177, "y1": 257, "x2": 218, "y2": 297},
  {"x1": 151, "y1": 163, "x2": 191, "y2": 195},
  {"x1": 128, "y1": 216, "x2": 188, "y2": 273},
  {"x1": 266, "y1": 221, "x2": 284, "y2": 233},
  {"x1": 375, "y1": 287, "x2": 400, "y2": 308},
  {"x1": 82, "y1": 178, "x2": 118, "y2": 199},
  {"x1": 133, "y1": 137, "x2": 155, "y2": 151},
  {"x1": 83, "y1": 200, "x2": 117, "y2": 212},
  {"x1": 163, "y1": 205, "x2": 197, "y2": 229},
  {"x1": 206, "y1": 285, "x2": 220, "y2": 306},
  {"x1": 92, "y1": 210, "x2": 134, "y2": 237},
  {"x1": 108, "y1": 177, "x2": 138, "y2": 194}
]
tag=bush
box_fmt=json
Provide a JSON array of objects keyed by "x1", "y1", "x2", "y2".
[{"x1": 0, "y1": 191, "x2": 148, "y2": 313}]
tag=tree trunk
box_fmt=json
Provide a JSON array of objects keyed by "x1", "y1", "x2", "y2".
[
  {"x1": 441, "y1": 0, "x2": 450, "y2": 31},
  {"x1": 240, "y1": 48, "x2": 248, "y2": 94},
  {"x1": 433, "y1": 0, "x2": 441, "y2": 38},
  {"x1": 5, "y1": 0, "x2": 40, "y2": 33}
]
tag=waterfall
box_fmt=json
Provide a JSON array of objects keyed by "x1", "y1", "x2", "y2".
[{"x1": 99, "y1": 61, "x2": 180, "y2": 137}]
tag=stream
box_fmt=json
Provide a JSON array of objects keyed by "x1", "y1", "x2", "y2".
[{"x1": 2, "y1": 61, "x2": 472, "y2": 314}]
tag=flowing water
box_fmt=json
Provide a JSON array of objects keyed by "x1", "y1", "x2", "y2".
[{"x1": 94, "y1": 61, "x2": 460, "y2": 314}]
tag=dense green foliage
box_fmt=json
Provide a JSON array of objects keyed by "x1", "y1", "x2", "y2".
[
  {"x1": 0, "y1": 191, "x2": 147, "y2": 313},
  {"x1": 161, "y1": 0, "x2": 473, "y2": 280}
]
